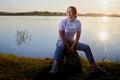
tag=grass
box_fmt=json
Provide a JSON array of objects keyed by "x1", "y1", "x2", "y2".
[
  {"x1": 0, "y1": 53, "x2": 52, "y2": 80},
  {"x1": 0, "y1": 53, "x2": 120, "y2": 80}
]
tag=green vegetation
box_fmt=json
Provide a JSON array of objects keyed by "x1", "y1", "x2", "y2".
[
  {"x1": 0, "y1": 53, "x2": 120, "y2": 80},
  {"x1": 0, "y1": 53, "x2": 52, "y2": 80}
]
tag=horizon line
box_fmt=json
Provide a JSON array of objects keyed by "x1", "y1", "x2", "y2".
[{"x1": 0, "y1": 11, "x2": 120, "y2": 15}]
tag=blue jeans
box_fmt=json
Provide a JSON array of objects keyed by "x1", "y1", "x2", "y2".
[{"x1": 53, "y1": 40, "x2": 95, "y2": 64}]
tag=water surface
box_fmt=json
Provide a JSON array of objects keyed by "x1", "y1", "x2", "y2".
[{"x1": 0, "y1": 16, "x2": 120, "y2": 62}]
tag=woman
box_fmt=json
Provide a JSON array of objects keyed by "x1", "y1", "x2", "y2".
[{"x1": 50, "y1": 6, "x2": 105, "y2": 74}]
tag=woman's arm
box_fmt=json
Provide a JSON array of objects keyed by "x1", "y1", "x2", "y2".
[
  {"x1": 59, "y1": 30, "x2": 71, "y2": 49},
  {"x1": 71, "y1": 31, "x2": 81, "y2": 51}
]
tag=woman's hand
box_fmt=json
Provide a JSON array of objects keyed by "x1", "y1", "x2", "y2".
[
  {"x1": 70, "y1": 31, "x2": 80, "y2": 54},
  {"x1": 67, "y1": 47, "x2": 75, "y2": 54}
]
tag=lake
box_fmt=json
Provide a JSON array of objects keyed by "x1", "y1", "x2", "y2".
[{"x1": 0, "y1": 16, "x2": 120, "y2": 62}]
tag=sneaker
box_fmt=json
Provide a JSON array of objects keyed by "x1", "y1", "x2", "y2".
[
  {"x1": 50, "y1": 65, "x2": 59, "y2": 74},
  {"x1": 92, "y1": 66, "x2": 106, "y2": 73}
]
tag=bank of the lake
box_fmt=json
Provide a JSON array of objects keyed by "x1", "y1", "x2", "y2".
[{"x1": 0, "y1": 53, "x2": 120, "y2": 80}]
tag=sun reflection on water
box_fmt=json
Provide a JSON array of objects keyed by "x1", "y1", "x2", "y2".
[
  {"x1": 99, "y1": 31, "x2": 107, "y2": 41},
  {"x1": 102, "y1": 16, "x2": 109, "y2": 22},
  {"x1": 99, "y1": 30, "x2": 109, "y2": 61}
]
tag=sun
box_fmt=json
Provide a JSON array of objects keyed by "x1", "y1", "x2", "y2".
[
  {"x1": 101, "y1": 0, "x2": 108, "y2": 4},
  {"x1": 99, "y1": 31, "x2": 107, "y2": 41}
]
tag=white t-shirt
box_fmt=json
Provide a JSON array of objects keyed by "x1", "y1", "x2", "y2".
[{"x1": 59, "y1": 18, "x2": 81, "y2": 41}]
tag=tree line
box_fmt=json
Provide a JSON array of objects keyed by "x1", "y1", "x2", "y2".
[{"x1": 0, "y1": 11, "x2": 120, "y2": 17}]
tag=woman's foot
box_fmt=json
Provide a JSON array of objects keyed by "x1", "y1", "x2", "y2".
[
  {"x1": 92, "y1": 66, "x2": 106, "y2": 73},
  {"x1": 50, "y1": 65, "x2": 59, "y2": 74},
  {"x1": 91, "y1": 63, "x2": 106, "y2": 73}
]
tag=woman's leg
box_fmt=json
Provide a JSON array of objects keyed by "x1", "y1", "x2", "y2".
[
  {"x1": 76, "y1": 42, "x2": 95, "y2": 64},
  {"x1": 54, "y1": 40, "x2": 65, "y2": 61},
  {"x1": 50, "y1": 40, "x2": 65, "y2": 74},
  {"x1": 76, "y1": 42, "x2": 106, "y2": 72}
]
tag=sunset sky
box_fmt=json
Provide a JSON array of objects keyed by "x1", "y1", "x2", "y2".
[{"x1": 0, "y1": 0, "x2": 120, "y2": 14}]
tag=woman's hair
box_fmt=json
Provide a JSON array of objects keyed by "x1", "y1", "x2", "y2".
[{"x1": 67, "y1": 6, "x2": 78, "y2": 18}]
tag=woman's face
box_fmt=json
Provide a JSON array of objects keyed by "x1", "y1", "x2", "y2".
[{"x1": 67, "y1": 8, "x2": 75, "y2": 20}]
